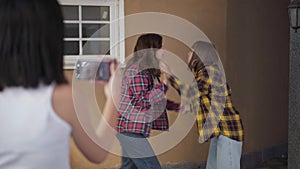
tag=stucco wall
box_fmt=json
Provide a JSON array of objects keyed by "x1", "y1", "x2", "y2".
[{"x1": 226, "y1": 0, "x2": 290, "y2": 153}]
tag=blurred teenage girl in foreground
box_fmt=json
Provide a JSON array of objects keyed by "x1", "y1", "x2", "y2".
[{"x1": 0, "y1": 0, "x2": 117, "y2": 168}]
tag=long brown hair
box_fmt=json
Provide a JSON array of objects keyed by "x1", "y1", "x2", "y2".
[
  {"x1": 188, "y1": 41, "x2": 219, "y2": 73},
  {"x1": 125, "y1": 33, "x2": 162, "y2": 79}
]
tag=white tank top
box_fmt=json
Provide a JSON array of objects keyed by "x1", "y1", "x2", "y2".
[{"x1": 0, "y1": 84, "x2": 72, "y2": 169}]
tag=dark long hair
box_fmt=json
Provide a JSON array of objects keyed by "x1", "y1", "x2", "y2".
[
  {"x1": 125, "y1": 33, "x2": 162, "y2": 79},
  {"x1": 0, "y1": 0, "x2": 67, "y2": 91},
  {"x1": 188, "y1": 41, "x2": 219, "y2": 73}
]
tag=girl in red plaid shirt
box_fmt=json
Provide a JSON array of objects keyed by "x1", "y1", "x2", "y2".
[{"x1": 116, "y1": 34, "x2": 180, "y2": 169}]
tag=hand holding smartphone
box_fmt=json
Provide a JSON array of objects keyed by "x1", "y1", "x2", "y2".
[{"x1": 75, "y1": 58, "x2": 117, "y2": 83}]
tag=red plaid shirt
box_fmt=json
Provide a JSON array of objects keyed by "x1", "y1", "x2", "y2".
[{"x1": 117, "y1": 63, "x2": 179, "y2": 137}]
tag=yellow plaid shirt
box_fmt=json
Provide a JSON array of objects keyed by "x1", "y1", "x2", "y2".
[{"x1": 169, "y1": 64, "x2": 244, "y2": 142}]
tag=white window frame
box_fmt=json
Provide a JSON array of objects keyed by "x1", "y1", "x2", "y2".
[{"x1": 58, "y1": 0, "x2": 125, "y2": 69}]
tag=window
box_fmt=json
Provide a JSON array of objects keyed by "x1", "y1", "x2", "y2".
[{"x1": 58, "y1": 0, "x2": 125, "y2": 69}]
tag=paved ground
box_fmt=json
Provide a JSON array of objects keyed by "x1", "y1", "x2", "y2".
[
  {"x1": 250, "y1": 157, "x2": 287, "y2": 169},
  {"x1": 106, "y1": 157, "x2": 288, "y2": 169}
]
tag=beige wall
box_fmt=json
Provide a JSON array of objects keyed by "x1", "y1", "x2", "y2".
[
  {"x1": 67, "y1": 0, "x2": 289, "y2": 168},
  {"x1": 124, "y1": 0, "x2": 228, "y2": 66},
  {"x1": 226, "y1": 0, "x2": 290, "y2": 152}
]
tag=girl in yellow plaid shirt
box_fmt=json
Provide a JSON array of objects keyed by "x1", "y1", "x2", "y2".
[{"x1": 160, "y1": 41, "x2": 244, "y2": 169}]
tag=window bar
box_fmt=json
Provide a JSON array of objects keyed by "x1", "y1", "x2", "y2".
[{"x1": 79, "y1": 5, "x2": 83, "y2": 56}]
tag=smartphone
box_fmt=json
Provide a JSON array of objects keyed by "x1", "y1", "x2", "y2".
[{"x1": 75, "y1": 59, "x2": 116, "y2": 81}]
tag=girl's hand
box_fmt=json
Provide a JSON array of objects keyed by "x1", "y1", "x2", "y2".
[
  {"x1": 159, "y1": 61, "x2": 171, "y2": 75},
  {"x1": 179, "y1": 103, "x2": 190, "y2": 114},
  {"x1": 159, "y1": 61, "x2": 171, "y2": 85},
  {"x1": 104, "y1": 60, "x2": 117, "y2": 98},
  {"x1": 161, "y1": 72, "x2": 169, "y2": 85}
]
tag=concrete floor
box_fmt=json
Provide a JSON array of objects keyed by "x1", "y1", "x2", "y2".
[
  {"x1": 107, "y1": 157, "x2": 288, "y2": 169},
  {"x1": 160, "y1": 157, "x2": 288, "y2": 169},
  {"x1": 250, "y1": 157, "x2": 287, "y2": 169}
]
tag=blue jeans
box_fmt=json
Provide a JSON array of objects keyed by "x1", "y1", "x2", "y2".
[
  {"x1": 206, "y1": 135, "x2": 243, "y2": 169},
  {"x1": 116, "y1": 132, "x2": 161, "y2": 169}
]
